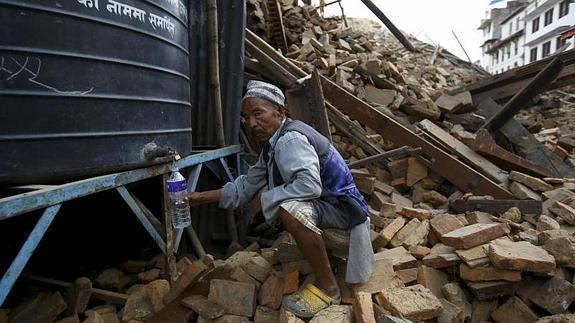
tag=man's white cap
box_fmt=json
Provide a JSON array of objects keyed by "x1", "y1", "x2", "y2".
[{"x1": 242, "y1": 80, "x2": 285, "y2": 107}]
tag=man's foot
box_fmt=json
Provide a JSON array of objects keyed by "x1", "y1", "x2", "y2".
[{"x1": 282, "y1": 284, "x2": 341, "y2": 318}]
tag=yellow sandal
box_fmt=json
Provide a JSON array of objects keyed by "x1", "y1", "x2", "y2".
[{"x1": 282, "y1": 284, "x2": 341, "y2": 318}]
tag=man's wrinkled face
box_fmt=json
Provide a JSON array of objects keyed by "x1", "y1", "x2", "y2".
[{"x1": 241, "y1": 97, "x2": 285, "y2": 142}]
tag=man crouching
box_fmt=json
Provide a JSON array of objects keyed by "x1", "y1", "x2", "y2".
[{"x1": 186, "y1": 80, "x2": 374, "y2": 318}]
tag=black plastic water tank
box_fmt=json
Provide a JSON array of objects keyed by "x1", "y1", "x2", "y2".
[{"x1": 0, "y1": 0, "x2": 192, "y2": 184}]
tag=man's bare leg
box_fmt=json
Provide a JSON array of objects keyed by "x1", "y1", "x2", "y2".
[{"x1": 279, "y1": 207, "x2": 340, "y2": 299}]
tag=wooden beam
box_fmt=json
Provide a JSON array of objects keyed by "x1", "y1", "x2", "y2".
[
  {"x1": 286, "y1": 70, "x2": 332, "y2": 140},
  {"x1": 473, "y1": 129, "x2": 554, "y2": 178},
  {"x1": 25, "y1": 275, "x2": 128, "y2": 305},
  {"x1": 359, "y1": 0, "x2": 417, "y2": 52},
  {"x1": 319, "y1": 75, "x2": 512, "y2": 198},
  {"x1": 481, "y1": 57, "x2": 563, "y2": 133},
  {"x1": 478, "y1": 98, "x2": 575, "y2": 178},
  {"x1": 418, "y1": 120, "x2": 508, "y2": 184},
  {"x1": 450, "y1": 199, "x2": 542, "y2": 215}
]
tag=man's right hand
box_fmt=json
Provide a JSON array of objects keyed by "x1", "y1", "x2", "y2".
[{"x1": 185, "y1": 189, "x2": 221, "y2": 207}]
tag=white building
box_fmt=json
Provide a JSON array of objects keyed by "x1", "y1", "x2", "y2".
[
  {"x1": 478, "y1": 0, "x2": 575, "y2": 74},
  {"x1": 524, "y1": 0, "x2": 575, "y2": 63},
  {"x1": 478, "y1": 1, "x2": 529, "y2": 74}
]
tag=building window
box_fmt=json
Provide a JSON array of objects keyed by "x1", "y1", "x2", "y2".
[
  {"x1": 543, "y1": 41, "x2": 551, "y2": 57},
  {"x1": 514, "y1": 41, "x2": 519, "y2": 55},
  {"x1": 530, "y1": 47, "x2": 538, "y2": 62},
  {"x1": 507, "y1": 44, "x2": 511, "y2": 58},
  {"x1": 544, "y1": 8, "x2": 554, "y2": 26},
  {"x1": 557, "y1": 36, "x2": 567, "y2": 50},
  {"x1": 532, "y1": 17, "x2": 540, "y2": 33},
  {"x1": 509, "y1": 22, "x2": 513, "y2": 34},
  {"x1": 560, "y1": 0, "x2": 570, "y2": 18}
]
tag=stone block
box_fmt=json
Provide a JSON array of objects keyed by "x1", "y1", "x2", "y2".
[
  {"x1": 430, "y1": 214, "x2": 464, "y2": 237},
  {"x1": 409, "y1": 245, "x2": 430, "y2": 259},
  {"x1": 459, "y1": 263, "x2": 521, "y2": 282},
  {"x1": 163, "y1": 260, "x2": 207, "y2": 304},
  {"x1": 9, "y1": 292, "x2": 67, "y2": 323},
  {"x1": 510, "y1": 182, "x2": 542, "y2": 201},
  {"x1": 376, "y1": 285, "x2": 443, "y2": 321},
  {"x1": 283, "y1": 270, "x2": 299, "y2": 295},
  {"x1": 489, "y1": 239, "x2": 556, "y2": 273},
  {"x1": 279, "y1": 308, "x2": 305, "y2": 323},
  {"x1": 208, "y1": 279, "x2": 256, "y2": 317},
  {"x1": 442, "y1": 283, "x2": 472, "y2": 319},
  {"x1": 390, "y1": 218, "x2": 421, "y2": 248},
  {"x1": 466, "y1": 281, "x2": 517, "y2": 300},
  {"x1": 353, "y1": 257, "x2": 402, "y2": 294},
  {"x1": 309, "y1": 305, "x2": 353, "y2": 323},
  {"x1": 353, "y1": 291, "x2": 376, "y2": 323},
  {"x1": 543, "y1": 236, "x2": 575, "y2": 268},
  {"x1": 254, "y1": 306, "x2": 279, "y2": 323},
  {"x1": 401, "y1": 219, "x2": 430, "y2": 249},
  {"x1": 549, "y1": 201, "x2": 575, "y2": 225},
  {"x1": 471, "y1": 299, "x2": 497, "y2": 323},
  {"x1": 422, "y1": 191, "x2": 448, "y2": 207},
  {"x1": 438, "y1": 298, "x2": 464, "y2": 323},
  {"x1": 417, "y1": 265, "x2": 448, "y2": 298},
  {"x1": 258, "y1": 273, "x2": 283, "y2": 310},
  {"x1": 397, "y1": 207, "x2": 430, "y2": 221},
  {"x1": 122, "y1": 285, "x2": 153, "y2": 322},
  {"x1": 441, "y1": 223, "x2": 508, "y2": 249},
  {"x1": 537, "y1": 215, "x2": 561, "y2": 231},
  {"x1": 55, "y1": 315, "x2": 79, "y2": 323},
  {"x1": 509, "y1": 171, "x2": 553, "y2": 192},
  {"x1": 423, "y1": 243, "x2": 460, "y2": 268},
  {"x1": 230, "y1": 266, "x2": 261, "y2": 288},
  {"x1": 530, "y1": 277, "x2": 575, "y2": 314},
  {"x1": 181, "y1": 295, "x2": 225, "y2": 320},
  {"x1": 145, "y1": 279, "x2": 170, "y2": 313},
  {"x1": 372, "y1": 217, "x2": 405, "y2": 250},
  {"x1": 242, "y1": 256, "x2": 272, "y2": 282},
  {"x1": 64, "y1": 277, "x2": 92, "y2": 315},
  {"x1": 491, "y1": 296, "x2": 538, "y2": 323},
  {"x1": 375, "y1": 247, "x2": 418, "y2": 270}
]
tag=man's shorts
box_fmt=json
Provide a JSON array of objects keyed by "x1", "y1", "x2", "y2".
[{"x1": 280, "y1": 200, "x2": 322, "y2": 235}]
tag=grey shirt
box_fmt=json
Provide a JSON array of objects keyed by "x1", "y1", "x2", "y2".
[{"x1": 219, "y1": 119, "x2": 322, "y2": 220}]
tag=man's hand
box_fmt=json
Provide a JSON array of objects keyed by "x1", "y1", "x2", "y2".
[{"x1": 185, "y1": 189, "x2": 221, "y2": 207}]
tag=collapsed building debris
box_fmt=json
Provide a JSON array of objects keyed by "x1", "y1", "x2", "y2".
[{"x1": 4, "y1": 0, "x2": 575, "y2": 322}]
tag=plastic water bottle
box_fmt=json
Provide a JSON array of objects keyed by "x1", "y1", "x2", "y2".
[{"x1": 166, "y1": 165, "x2": 191, "y2": 229}]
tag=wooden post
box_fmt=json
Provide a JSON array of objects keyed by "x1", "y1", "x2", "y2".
[
  {"x1": 208, "y1": 0, "x2": 239, "y2": 245},
  {"x1": 162, "y1": 174, "x2": 178, "y2": 283}
]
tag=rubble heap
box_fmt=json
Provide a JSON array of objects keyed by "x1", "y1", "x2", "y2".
[{"x1": 4, "y1": 1, "x2": 575, "y2": 323}]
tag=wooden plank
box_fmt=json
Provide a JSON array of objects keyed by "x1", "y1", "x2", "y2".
[
  {"x1": 286, "y1": 70, "x2": 332, "y2": 140},
  {"x1": 449, "y1": 199, "x2": 542, "y2": 215},
  {"x1": 478, "y1": 98, "x2": 575, "y2": 178},
  {"x1": 418, "y1": 119, "x2": 508, "y2": 184},
  {"x1": 319, "y1": 75, "x2": 513, "y2": 198}
]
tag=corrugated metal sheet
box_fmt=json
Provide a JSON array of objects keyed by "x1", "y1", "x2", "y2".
[{"x1": 189, "y1": 0, "x2": 245, "y2": 147}]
